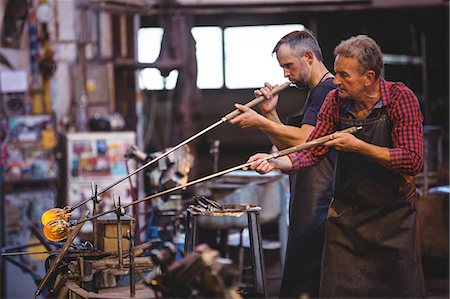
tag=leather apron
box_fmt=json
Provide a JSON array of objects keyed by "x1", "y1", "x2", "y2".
[
  {"x1": 319, "y1": 113, "x2": 426, "y2": 298},
  {"x1": 280, "y1": 115, "x2": 335, "y2": 298}
]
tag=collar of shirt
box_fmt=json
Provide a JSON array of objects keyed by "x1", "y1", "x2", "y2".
[{"x1": 343, "y1": 77, "x2": 389, "y2": 119}]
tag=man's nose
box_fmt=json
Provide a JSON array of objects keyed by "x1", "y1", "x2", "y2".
[{"x1": 333, "y1": 76, "x2": 341, "y2": 85}]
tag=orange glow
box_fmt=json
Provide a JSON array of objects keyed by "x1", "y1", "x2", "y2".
[
  {"x1": 41, "y1": 208, "x2": 69, "y2": 226},
  {"x1": 43, "y1": 220, "x2": 70, "y2": 241}
]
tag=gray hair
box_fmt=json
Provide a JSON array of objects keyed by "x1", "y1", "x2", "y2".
[
  {"x1": 273, "y1": 29, "x2": 323, "y2": 61},
  {"x1": 334, "y1": 35, "x2": 383, "y2": 79}
]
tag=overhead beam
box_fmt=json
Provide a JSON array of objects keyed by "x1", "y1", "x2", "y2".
[{"x1": 81, "y1": 0, "x2": 448, "y2": 16}]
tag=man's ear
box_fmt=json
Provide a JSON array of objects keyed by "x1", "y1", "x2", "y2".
[
  {"x1": 365, "y1": 70, "x2": 376, "y2": 86},
  {"x1": 304, "y1": 51, "x2": 314, "y2": 64}
]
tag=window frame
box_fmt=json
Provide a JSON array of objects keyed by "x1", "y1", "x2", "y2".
[{"x1": 137, "y1": 22, "x2": 304, "y2": 90}]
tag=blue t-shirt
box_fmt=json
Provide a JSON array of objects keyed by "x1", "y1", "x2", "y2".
[{"x1": 301, "y1": 78, "x2": 337, "y2": 126}]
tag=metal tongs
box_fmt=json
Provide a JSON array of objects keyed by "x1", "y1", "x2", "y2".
[{"x1": 188, "y1": 196, "x2": 223, "y2": 213}]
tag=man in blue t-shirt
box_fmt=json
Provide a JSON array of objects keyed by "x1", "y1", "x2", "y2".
[{"x1": 230, "y1": 29, "x2": 336, "y2": 298}]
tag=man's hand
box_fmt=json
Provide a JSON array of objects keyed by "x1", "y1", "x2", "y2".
[
  {"x1": 229, "y1": 104, "x2": 265, "y2": 129},
  {"x1": 245, "y1": 153, "x2": 293, "y2": 174},
  {"x1": 254, "y1": 82, "x2": 279, "y2": 115},
  {"x1": 324, "y1": 132, "x2": 362, "y2": 152}
]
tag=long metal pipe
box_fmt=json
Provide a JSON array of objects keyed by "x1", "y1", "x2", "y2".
[
  {"x1": 70, "y1": 81, "x2": 292, "y2": 211},
  {"x1": 73, "y1": 125, "x2": 361, "y2": 225}
]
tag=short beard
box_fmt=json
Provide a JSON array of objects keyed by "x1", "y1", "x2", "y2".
[{"x1": 293, "y1": 80, "x2": 309, "y2": 90}]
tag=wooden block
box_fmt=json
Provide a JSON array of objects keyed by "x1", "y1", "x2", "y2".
[
  {"x1": 103, "y1": 237, "x2": 129, "y2": 253},
  {"x1": 104, "y1": 223, "x2": 130, "y2": 238}
]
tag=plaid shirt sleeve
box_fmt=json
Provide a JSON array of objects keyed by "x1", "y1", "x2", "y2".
[
  {"x1": 288, "y1": 81, "x2": 423, "y2": 176},
  {"x1": 386, "y1": 83, "x2": 424, "y2": 175},
  {"x1": 288, "y1": 91, "x2": 338, "y2": 173}
]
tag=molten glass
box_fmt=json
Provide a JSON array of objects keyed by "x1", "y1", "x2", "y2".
[
  {"x1": 43, "y1": 220, "x2": 70, "y2": 241},
  {"x1": 41, "y1": 208, "x2": 69, "y2": 226}
]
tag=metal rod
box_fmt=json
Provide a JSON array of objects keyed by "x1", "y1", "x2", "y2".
[
  {"x1": 1, "y1": 242, "x2": 47, "y2": 252},
  {"x1": 116, "y1": 197, "x2": 124, "y2": 269},
  {"x1": 70, "y1": 81, "x2": 291, "y2": 211},
  {"x1": 92, "y1": 183, "x2": 98, "y2": 250},
  {"x1": 73, "y1": 126, "x2": 361, "y2": 226},
  {"x1": 126, "y1": 158, "x2": 141, "y2": 244},
  {"x1": 78, "y1": 257, "x2": 85, "y2": 290},
  {"x1": 1, "y1": 251, "x2": 54, "y2": 256},
  {"x1": 129, "y1": 219, "x2": 136, "y2": 297}
]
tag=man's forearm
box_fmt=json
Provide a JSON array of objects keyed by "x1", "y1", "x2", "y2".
[
  {"x1": 262, "y1": 110, "x2": 282, "y2": 124},
  {"x1": 356, "y1": 141, "x2": 392, "y2": 169},
  {"x1": 259, "y1": 121, "x2": 313, "y2": 150},
  {"x1": 356, "y1": 141, "x2": 422, "y2": 175}
]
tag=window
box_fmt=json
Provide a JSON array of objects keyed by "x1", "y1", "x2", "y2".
[
  {"x1": 138, "y1": 24, "x2": 303, "y2": 90},
  {"x1": 224, "y1": 24, "x2": 303, "y2": 89},
  {"x1": 137, "y1": 27, "x2": 178, "y2": 90},
  {"x1": 192, "y1": 27, "x2": 223, "y2": 89}
]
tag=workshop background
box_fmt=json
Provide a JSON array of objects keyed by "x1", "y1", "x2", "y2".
[{"x1": 0, "y1": 0, "x2": 448, "y2": 298}]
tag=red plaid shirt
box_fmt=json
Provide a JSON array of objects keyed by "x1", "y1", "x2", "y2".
[{"x1": 288, "y1": 77, "x2": 424, "y2": 176}]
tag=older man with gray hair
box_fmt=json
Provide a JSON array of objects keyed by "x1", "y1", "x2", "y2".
[{"x1": 247, "y1": 35, "x2": 426, "y2": 298}]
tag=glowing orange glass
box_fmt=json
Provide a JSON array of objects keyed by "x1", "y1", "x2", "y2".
[
  {"x1": 43, "y1": 219, "x2": 70, "y2": 241},
  {"x1": 41, "y1": 208, "x2": 69, "y2": 226}
]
